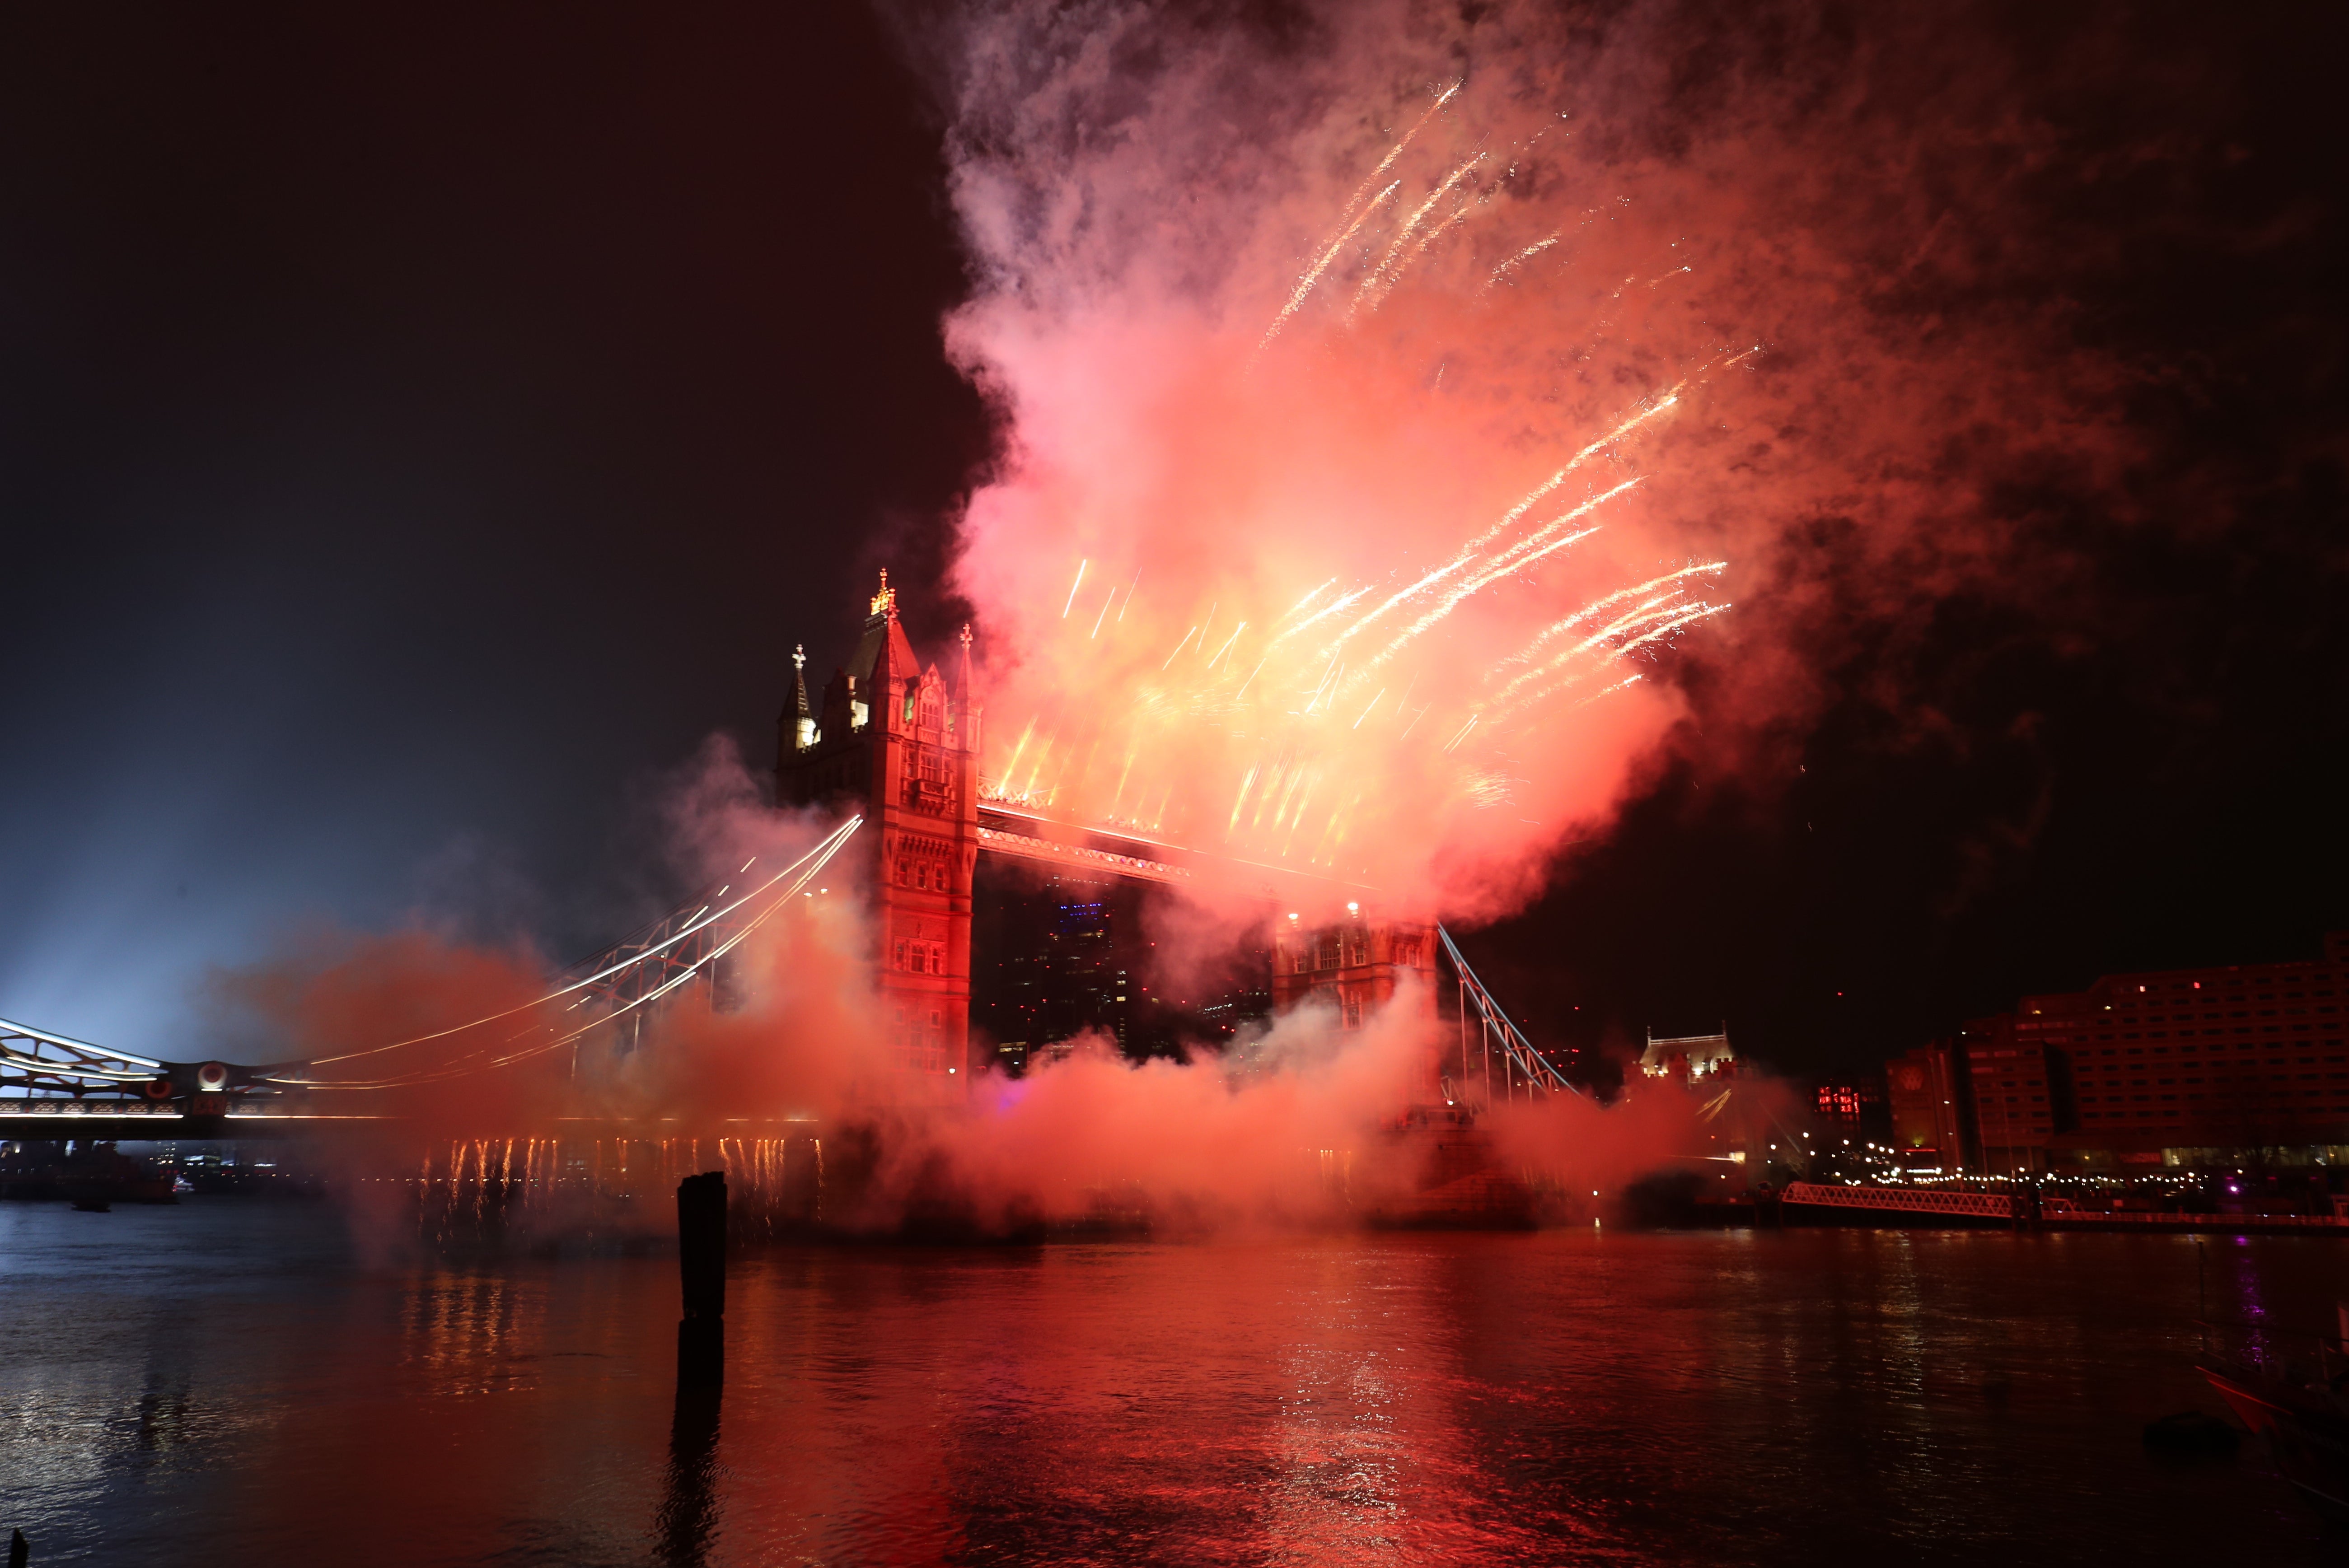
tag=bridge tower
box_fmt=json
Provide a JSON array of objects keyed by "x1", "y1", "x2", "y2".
[
  {"x1": 777, "y1": 571, "x2": 980, "y2": 1100},
  {"x1": 1271, "y1": 910, "x2": 1439, "y2": 1030}
]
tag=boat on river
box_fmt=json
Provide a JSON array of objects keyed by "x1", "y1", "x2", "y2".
[{"x1": 2198, "y1": 1316, "x2": 2349, "y2": 1521}]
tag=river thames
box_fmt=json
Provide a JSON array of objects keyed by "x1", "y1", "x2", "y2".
[{"x1": 2, "y1": 1200, "x2": 2335, "y2": 1565}]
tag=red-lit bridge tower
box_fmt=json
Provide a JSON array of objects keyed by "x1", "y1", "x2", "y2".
[
  {"x1": 1270, "y1": 913, "x2": 1439, "y2": 1032},
  {"x1": 777, "y1": 571, "x2": 979, "y2": 1101}
]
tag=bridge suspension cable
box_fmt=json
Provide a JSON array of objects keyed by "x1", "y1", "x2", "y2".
[
  {"x1": 1437, "y1": 924, "x2": 1577, "y2": 1098},
  {"x1": 269, "y1": 817, "x2": 862, "y2": 1089},
  {"x1": 0, "y1": 817, "x2": 861, "y2": 1098}
]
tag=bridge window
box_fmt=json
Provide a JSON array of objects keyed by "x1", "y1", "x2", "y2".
[{"x1": 916, "y1": 863, "x2": 929, "y2": 890}]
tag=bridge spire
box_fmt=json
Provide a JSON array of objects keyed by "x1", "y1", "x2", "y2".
[
  {"x1": 952, "y1": 622, "x2": 979, "y2": 753},
  {"x1": 783, "y1": 642, "x2": 814, "y2": 753}
]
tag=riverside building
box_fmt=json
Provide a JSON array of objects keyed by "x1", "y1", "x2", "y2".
[{"x1": 1886, "y1": 932, "x2": 2349, "y2": 1173}]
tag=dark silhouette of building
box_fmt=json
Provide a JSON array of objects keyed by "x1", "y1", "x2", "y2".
[
  {"x1": 1886, "y1": 1040, "x2": 1972, "y2": 1170},
  {"x1": 971, "y1": 868, "x2": 1273, "y2": 1073}
]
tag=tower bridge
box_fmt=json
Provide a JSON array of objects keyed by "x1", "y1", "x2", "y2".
[{"x1": 0, "y1": 573, "x2": 1573, "y2": 1138}]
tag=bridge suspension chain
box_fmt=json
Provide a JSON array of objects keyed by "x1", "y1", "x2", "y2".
[{"x1": 268, "y1": 817, "x2": 862, "y2": 1089}]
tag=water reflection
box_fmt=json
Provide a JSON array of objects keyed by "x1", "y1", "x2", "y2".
[
  {"x1": 0, "y1": 1204, "x2": 2338, "y2": 1566},
  {"x1": 657, "y1": 1376, "x2": 723, "y2": 1568}
]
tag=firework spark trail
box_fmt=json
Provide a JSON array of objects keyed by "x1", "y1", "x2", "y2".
[
  {"x1": 1484, "y1": 229, "x2": 1561, "y2": 290},
  {"x1": 1362, "y1": 479, "x2": 1646, "y2": 672},
  {"x1": 1335, "y1": 80, "x2": 1460, "y2": 224},
  {"x1": 1575, "y1": 672, "x2": 1646, "y2": 708},
  {"x1": 1351, "y1": 150, "x2": 1486, "y2": 316},
  {"x1": 1493, "y1": 600, "x2": 1731, "y2": 721},
  {"x1": 1303, "y1": 393, "x2": 1691, "y2": 667},
  {"x1": 1599, "y1": 602, "x2": 1731, "y2": 666},
  {"x1": 1493, "y1": 591, "x2": 1701, "y2": 702},
  {"x1": 966, "y1": 83, "x2": 1764, "y2": 889},
  {"x1": 1492, "y1": 398, "x2": 1681, "y2": 546},
  {"x1": 1489, "y1": 563, "x2": 1730, "y2": 704},
  {"x1": 1280, "y1": 579, "x2": 1339, "y2": 624},
  {"x1": 1457, "y1": 523, "x2": 1605, "y2": 593},
  {"x1": 1260, "y1": 181, "x2": 1401, "y2": 350},
  {"x1": 1019, "y1": 728, "x2": 1059, "y2": 798},
  {"x1": 1470, "y1": 476, "x2": 1647, "y2": 582},
  {"x1": 1265, "y1": 584, "x2": 1373, "y2": 649},
  {"x1": 1000, "y1": 717, "x2": 1037, "y2": 789},
  {"x1": 1321, "y1": 561, "x2": 1467, "y2": 653}
]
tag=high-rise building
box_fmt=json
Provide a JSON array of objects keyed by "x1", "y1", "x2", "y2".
[
  {"x1": 1885, "y1": 932, "x2": 2349, "y2": 1172},
  {"x1": 2023, "y1": 931, "x2": 2349, "y2": 1167},
  {"x1": 1886, "y1": 1040, "x2": 1970, "y2": 1167},
  {"x1": 776, "y1": 571, "x2": 980, "y2": 1099},
  {"x1": 1956, "y1": 1013, "x2": 2073, "y2": 1172}
]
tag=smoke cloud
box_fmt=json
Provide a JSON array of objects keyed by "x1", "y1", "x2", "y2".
[
  {"x1": 924, "y1": 0, "x2": 2132, "y2": 923},
  {"x1": 187, "y1": 2, "x2": 2162, "y2": 1233}
]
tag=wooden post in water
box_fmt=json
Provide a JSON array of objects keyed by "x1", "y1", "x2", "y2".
[{"x1": 676, "y1": 1171, "x2": 725, "y2": 1388}]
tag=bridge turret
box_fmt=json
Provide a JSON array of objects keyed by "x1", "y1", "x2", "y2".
[
  {"x1": 783, "y1": 644, "x2": 814, "y2": 755},
  {"x1": 868, "y1": 599, "x2": 904, "y2": 737},
  {"x1": 819, "y1": 666, "x2": 854, "y2": 745},
  {"x1": 951, "y1": 621, "x2": 980, "y2": 753}
]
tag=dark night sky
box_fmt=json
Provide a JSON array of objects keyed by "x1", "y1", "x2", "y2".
[{"x1": 1, "y1": 3, "x2": 2342, "y2": 1077}]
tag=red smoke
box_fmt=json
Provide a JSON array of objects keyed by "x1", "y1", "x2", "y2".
[
  {"x1": 213, "y1": 3, "x2": 2141, "y2": 1228},
  {"x1": 934, "y1": 0, "x2": 2127, "y2": 924}
]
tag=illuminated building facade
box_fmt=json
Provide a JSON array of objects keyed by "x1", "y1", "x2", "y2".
[
  {"x1": 2021, "y1": 930, "x2": 2349, "y2": 1167},
  {"x1": 1809, "y1": 1078, "x2": 1887, "y2": 1139},
  {"x1": 1639, "y1": 1031, "x2": 1736, "y2": 1083},
  {"x1": 1884, "y1": 932, "x2": 2349, "y2": 1172},
  {"x1": 1271, "y1": 909, "x2": 1437, "y2": 1030},
  {"x1": 1956, "y1": 1014, "x2": 2070, "y2": 1173},
  {"x1": 777, "y1": 572, "x2": 980, "y2": 1098}
]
